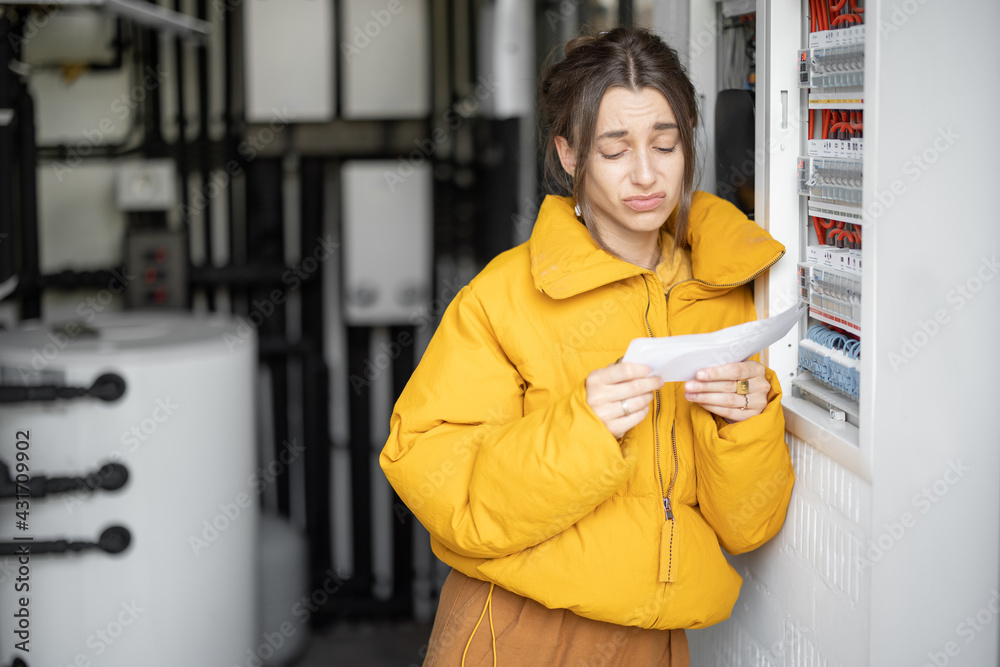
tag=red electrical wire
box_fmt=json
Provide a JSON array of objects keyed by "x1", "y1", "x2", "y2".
[
  {"x1": 812, "y1": 217, "x2": 836, "y2": 245},
  {"x1": 832, "y1": 13, "x2": 863, "y2": 26},
  {"x1": 830, "y1": 0, "x2": 848, "y2": 12},
  {"x1": 849, "y1": 0, "x2": 865, "y2": 13},
  {"x1": 849, "y1": 111, "x2": 863, "y2": 133}
]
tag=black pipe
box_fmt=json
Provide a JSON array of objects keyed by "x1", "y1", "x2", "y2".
[
  {"x1": 142, "y1": 22, "x2": 164, "y2": 154},
  {"x1": 0, "y1": 373, "x2": 127, "y2": 404},
  {"x1": 189, "y1": 263, "x2": 317, "y2": 288},
  {"x1": 38, "y1": 268, "x2": 129, "y2": 290},
  {"x1": 222, "y1": 0, "x2": 243, "y2": 315},
  {"x1": 173, "y1": 0, "x2": 190, "y2": 213},
  {"x1": 346, "y1": 326, "x2": 374, "y2": 595},
  {"x1": 618, "y1": 0, "x2": 634, "y2": 26},
  {"x1": 16, "y1": 60, "x2": 41, "y2": 319},
  {"x1": 246, "y1": 159, "x2": 290, "y2": 516},
  {"x1": 196, "y1": 0, "x2": 215, "y2": 310},
  {"x1": 0, "y1": 526, "x2": 131, "y2": 556},
  {"x1": 0, "y1": 461, "x2": 128, "y2": 498},
  {"x1": 300, "y1": 158, "x2": 334, "y2": 599},
  {"x1": 0, "y1": 15, "x2": 19, "y2": 294},
  {"x1": 390, "y1": 325, "x2": 415, "y2": 615}
]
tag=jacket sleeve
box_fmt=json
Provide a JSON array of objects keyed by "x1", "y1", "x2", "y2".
[
  {"x1": 692, "y1": 364, "x2": 794, "y2": 555},
  {"x1": 380, "y1": 286, "x2": 637, "y2": 560}
]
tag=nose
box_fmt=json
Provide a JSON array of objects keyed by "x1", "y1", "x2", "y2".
[{"x1": 630, "y1": 150, "x2": 655, "y2": 187}]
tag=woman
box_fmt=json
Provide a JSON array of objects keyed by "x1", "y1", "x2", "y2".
[{"x1": 381, "y1": 27, "x2": 794, "y2": 666}]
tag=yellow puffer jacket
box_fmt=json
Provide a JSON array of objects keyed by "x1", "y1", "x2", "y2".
[{"x1": 381, "y1": 191, "x2": 794, "y2": 630}]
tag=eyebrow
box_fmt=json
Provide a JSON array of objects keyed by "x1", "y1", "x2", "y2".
[{"x1": 595, "y1": 122, "x2": 679, "y2": 141}]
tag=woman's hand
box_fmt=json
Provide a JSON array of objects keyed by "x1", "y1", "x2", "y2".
[
  {"x1": 684, "y1": 360, "x2": 768, "y2": 423},
  {"x1": 586, "y1": 362, "x2": 662, "y2": 440}
]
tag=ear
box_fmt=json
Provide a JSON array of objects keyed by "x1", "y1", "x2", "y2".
[{"x1": 554, "y1": 136, "x2": 577, "y2": 176}]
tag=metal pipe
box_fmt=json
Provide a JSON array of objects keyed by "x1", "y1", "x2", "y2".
[
  {"x1": 246, "y1": 159, "x2": 290, "y2": 516},
  {"x1": 173, "y1": 0, "x2": 189, "y2": 212},
  {"x1": 300, "y1": 157, "x2": 334, "y2": 597},
  {"x1": 196, "y1": 0, "x2": 214, "y2": 310},
  {"x1": 0, "y1": 15, "x2": 19, "y2": 297},
  {"x1": 347, "y1": 326, "x2": 374, "y2": 595},
  {"x1": 17, "y1": 81, "x2": 40, "y2": 319},
  {"x1": 390, "y1": 325, "x2": 415, "y2": 615}
]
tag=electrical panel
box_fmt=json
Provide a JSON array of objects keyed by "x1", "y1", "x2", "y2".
[
  {"x1": 125, "y1": 229, "x2": 187, "y2": 308},
  {"x1": 791, "y1": 1, "x2": 865, "y2": 426}
]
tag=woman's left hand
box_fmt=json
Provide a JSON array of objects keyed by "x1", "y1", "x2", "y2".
[{"x1": 683, "y1": 360, "x2": 769, "y2": 423}]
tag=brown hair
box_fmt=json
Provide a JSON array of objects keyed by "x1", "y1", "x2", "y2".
[{"x1": 539, "y1": 27, "x2": 698, "y2": 251}]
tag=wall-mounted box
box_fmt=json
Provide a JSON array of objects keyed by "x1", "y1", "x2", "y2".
[
  {"x1": 340, "y1": 0, "x2": 430, "y2": 119},
  {"x1": 116, "y1": 159, "x2": 177, "y2": 211},
  {"x1": 341, "y1": 161, "x2": 432, "y2": 326},
  {"x1": 244, "y1": 0, "x2": 334, "y2": 123}
]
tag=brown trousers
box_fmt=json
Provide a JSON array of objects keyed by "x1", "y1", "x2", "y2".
[{"x1": 423, "y1": 570, "x2": 690, "y2": 667}]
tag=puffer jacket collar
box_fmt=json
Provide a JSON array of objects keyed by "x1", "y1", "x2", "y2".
[{"x1": 528, "y1": 193, "x2": 785, "y2": 299}]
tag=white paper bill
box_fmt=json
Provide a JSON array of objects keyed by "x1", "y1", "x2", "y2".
[{"x1": 622, "y1": 304, "x2": 806, "y2": 382}]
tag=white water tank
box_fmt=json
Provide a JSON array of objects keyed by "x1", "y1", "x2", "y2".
[{"x1": 0, "y1": 313, "x2": 258, "y2": 666}]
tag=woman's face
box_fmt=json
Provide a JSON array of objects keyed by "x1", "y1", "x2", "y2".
[{"x1": 557, "y1": 86, "x2": 685, "y2": 251}]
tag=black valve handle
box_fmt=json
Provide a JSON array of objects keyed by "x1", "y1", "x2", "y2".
[
  {"x1": 0, "y1": 373, "x2": 126, "y2": 404},
  {"x1": 0, "y1": 461, "x2": 128, "y2": 499},
  {"x1": 0, "y1": 526, "x2": 131, "y2": 556}
]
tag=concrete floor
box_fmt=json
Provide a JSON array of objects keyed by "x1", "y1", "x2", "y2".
[{"x1": 292, "y1": 621, "x2": 434, "y2": 667}]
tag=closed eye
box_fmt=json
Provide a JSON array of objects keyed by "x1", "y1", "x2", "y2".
[
  {"x1": 600, "y1": 151, "x2": 626, "y2": 160},
  {"x1": 656, "y1": 146, "x2": 678, "y2": 153}
]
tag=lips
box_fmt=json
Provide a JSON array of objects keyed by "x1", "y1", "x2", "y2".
[{"x1": 624, "y1": 193, "x2": 666, "y2": 212}]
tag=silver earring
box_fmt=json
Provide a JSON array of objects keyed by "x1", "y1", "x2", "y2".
[{"x1": 574, "y1": 204, "x2": 582, "y2": 218}]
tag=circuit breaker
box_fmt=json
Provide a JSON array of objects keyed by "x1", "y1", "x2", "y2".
[{"x1": 791, "y1": 6, "x2": 865, "y2": 427}]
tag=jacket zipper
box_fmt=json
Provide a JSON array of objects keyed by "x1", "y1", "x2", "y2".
[
  {"x1": 663, "y1": 250, "x2": 785, "y2": 302},
  {"x1": 650, "y1": 249, "x2": 785, "y2": 523},
  {"x1": 642, "y1": 277, "x2": 672, "y2": 522}
]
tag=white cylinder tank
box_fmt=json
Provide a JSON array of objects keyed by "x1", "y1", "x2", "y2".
[{"x1": 0, "y1": 313, "x2": 258, "y2": 666}]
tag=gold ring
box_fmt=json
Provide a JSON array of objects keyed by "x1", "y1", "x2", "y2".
[
  {"x1": 621, "y1": 399, "x2": 630, "y2": 417},
  {"x1": 736, "y1": 379, "x2": 750, "y2": 395},
  {"x1": 740, "y1": 395, "x2": 749, "y2": 410}
]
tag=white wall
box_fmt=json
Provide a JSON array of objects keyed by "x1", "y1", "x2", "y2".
[
  {"x1": 866, "y1": 0, "x2": 1000, "y2": 663},
  {"x1": 689, "y1": 0, "x2": 1000, "y2": 665}
]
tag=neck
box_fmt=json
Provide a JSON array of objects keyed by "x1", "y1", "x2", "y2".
[{"x1": 592, "y1": 226, "x2": 662, "y2": 270}]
